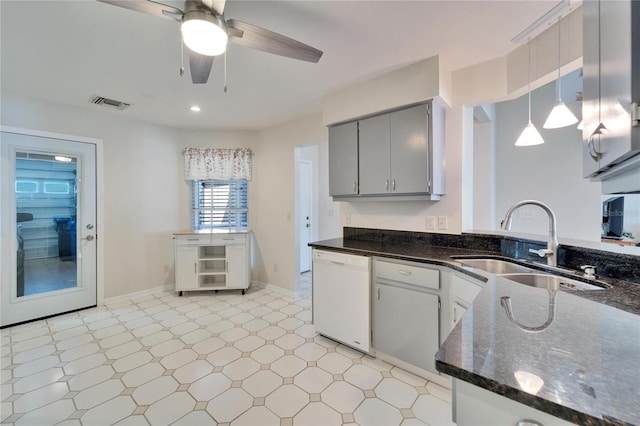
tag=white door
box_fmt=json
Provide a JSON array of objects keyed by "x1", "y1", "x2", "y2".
[
  {"x1": 1, "y1": 130, "x2": 97, "y2": 327},
  {"x1": 298, "y1": 160, "x2": 312, "y2": 273}
]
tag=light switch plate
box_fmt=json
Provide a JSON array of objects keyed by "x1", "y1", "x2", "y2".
[
  {"x1": 437, "y1": 216, "x2": 448, "y2": 230},
  {"x1": 426, "y1": 216, "x2": 436, "y2": 230}
]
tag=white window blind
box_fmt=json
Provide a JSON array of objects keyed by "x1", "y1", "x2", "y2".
[{"x1": 191, "y1": 179, "x2": 248, "y2": 231}]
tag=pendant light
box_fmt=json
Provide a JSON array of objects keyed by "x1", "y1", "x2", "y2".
[
  {"x1": 515, "y1": 40, "x2": 545, "y2": 146},
  {"x1": 543, "y1": 17, "x2": 578, "y2": 129}
]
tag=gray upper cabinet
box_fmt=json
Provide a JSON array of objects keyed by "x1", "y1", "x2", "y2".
[
  {"x1": 328, "y1": 121, "x2": 359, "y2": 196},
  {"x1": 359, "y1": 114, "x2": 391, "y2": 195},
  {"x1": 328, "y1": 100, "x2": 445, "y2": 200},
  {"x1": 389, "y1": 105, "x2": 431, "y2": 194},
  {"x1": 582, "y1": 0, "x2": 639, "y2": 179}
]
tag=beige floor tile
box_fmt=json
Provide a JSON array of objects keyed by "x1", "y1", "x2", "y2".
[{"x1": 1, "y1": 285, "x2": 454, "y2": 426}]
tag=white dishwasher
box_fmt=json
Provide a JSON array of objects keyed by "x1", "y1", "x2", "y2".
[{"x1": 312, "y1": 249, "x2": 371, "y2": 353}]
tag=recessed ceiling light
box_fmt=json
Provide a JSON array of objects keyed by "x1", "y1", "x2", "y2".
[{"x1": 190, "y1": 106, "x2": 201, "y2": 112}]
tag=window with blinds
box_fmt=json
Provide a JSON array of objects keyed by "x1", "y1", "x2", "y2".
[{"x1": 191, "y1": 179, "x2": 248, "y2": 231}]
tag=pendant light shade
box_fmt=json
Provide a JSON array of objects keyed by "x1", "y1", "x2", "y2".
[
  {"x1": 543, "y1": 17, "x2": 578, "y2": 129},
  {"x1": 516, "y1": 120, "x2": 545, "y2": 146},
  {"x1": 516, "y1": 39, "x2": 545, "y2": 146},
  {"x1": 544, "y1": 100, "x2": 578, "y2": 129}
]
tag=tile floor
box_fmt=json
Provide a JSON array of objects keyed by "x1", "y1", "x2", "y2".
[{"x1": 1, "y1": 276, "x2": 455, "y2": 426}]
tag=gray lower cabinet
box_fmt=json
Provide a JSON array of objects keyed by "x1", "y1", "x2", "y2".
[
  {"x1": 328, "y1": 121, "x2": 359, "y2": 196},
  {"x1": 373, "y1": 259, "x2": 440, "y2": 374},
  {"x1": 454, "y1": 379, "x2": 575, "y2": 426}
]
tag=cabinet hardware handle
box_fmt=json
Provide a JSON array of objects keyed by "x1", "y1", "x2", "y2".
[
  {"x1": 386, "y1": 180, "x2": 389, "y2": 191},
  {"x1": 194, "y1": 263, "x2": 197, "y2": 274},
  {"x1": 353, "y1": 181, "x2": 357, "y2": 193},
  {"x1": 187, "y1": 238, "x2": 199, "y2": 241},
  {"x1": 377, "y1": 287, "x2": 380, "y2": 300},
  {"x1": 392, "y1": 179, "x2": 396, "y2": 191},
  {"x1": 397, "y1": 270, "x2": 412, "y2": 276}
]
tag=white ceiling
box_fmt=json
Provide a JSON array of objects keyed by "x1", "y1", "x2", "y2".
[{"x1": 0, "y1": 0, "x2": 557, "y2": 130}]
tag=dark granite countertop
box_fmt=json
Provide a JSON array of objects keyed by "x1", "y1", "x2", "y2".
[
  {"x1": 310, "y1": 237, "x2": 640, "y2": 425},
  {"x1": 309, "y1": 237, "x2": 640, "y2": 315},
  {"x1": 436, "y1": 276, "x2": 640, "y2": 426}
]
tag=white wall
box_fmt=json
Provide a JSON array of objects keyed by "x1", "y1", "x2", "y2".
[
  {"x1": 252, "y1": 114, "x2": 332, "y2": 292},
  {"x1": 493, "y1": 73, "x2": 602, "y2": 242},
  {"x1": 471, "y1": 105, "x2": 496, "y2": 231},
  {"x1": 1, "y1": 93, "x2": 180, "y2": 298}
]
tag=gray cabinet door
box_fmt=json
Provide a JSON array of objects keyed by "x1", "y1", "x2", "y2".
[
  {"x1": 374, "y1": 282, "x2": 440, "y2": 374},
  {"x1": 359, "y1": 114, "x2": 391, "y2": 195},
  {"x1": 389, "y1": 104, "x2": 429, "y2": 194},
  {"x1": 582, "y1": 0, "x2": 638, "y2": 177},
  {"x1": 328, "y1": 122, "x2": 359, "y2": 196}
]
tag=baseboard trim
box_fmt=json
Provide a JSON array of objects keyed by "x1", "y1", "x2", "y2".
[
  {"x1": 102, "y1": 280, "x2": 297, "y2": 306},
  {"x1": 375, "y1": 351, "x2": 452, "y2": 389},
  {"x1": 103, "y1": 284, "x2": 174, "y2": 306},
  {"x1": 252, "y1": 281, "x2": 296, "y2": 298}
]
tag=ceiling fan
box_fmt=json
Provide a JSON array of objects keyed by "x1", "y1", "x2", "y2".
[{"x1": 97, "y1": 0, "x2": 323, "y2": 84}]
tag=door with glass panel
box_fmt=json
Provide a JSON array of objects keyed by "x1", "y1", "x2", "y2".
[{"x1": 1, "y1": 130, "x2": 97, "y2": 327}]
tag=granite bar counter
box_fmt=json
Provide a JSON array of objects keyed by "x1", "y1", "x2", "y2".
[
  {"x1": 435, "y1": 275, "x2": 640, "y2": 425},
  {"x1": 310, "y1": 229, "x2": 640, "y2": 425}
]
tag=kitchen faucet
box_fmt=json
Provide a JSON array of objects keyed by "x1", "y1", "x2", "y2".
[{"x1": 500, "y1": 200, "x2": 559, "y2": 267}]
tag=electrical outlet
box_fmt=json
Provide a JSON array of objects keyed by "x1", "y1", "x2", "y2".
[
  {"x1": 437, "y1": 216, "x2": 448, "y2": 230},
  {"x1": 426, "y1": 216, "x2": 436, "y2": 230}
]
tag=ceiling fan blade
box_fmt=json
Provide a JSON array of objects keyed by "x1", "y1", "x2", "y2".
[
  {"x1": 202, "y1": 0, "x2": 226, "y2": 15},
  {"x1": 227, "y1": 19, "x2": 323, "y2": 63},
  {"x1": 96, "y1": 0, "x2": 183, "y2": 20},
  {"x1": 189, "y1": 51, "x2": 214, "y2": 84}
]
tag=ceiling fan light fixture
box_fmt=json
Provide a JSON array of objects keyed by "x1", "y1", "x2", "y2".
[
  {"x1": 543, "y1": 100, "x2": 578, "y2": 129},
  {"x1": 181, "y1": 11, "x2": 228, "y2": 56}
]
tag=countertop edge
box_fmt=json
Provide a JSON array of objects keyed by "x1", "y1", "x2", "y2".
[{"x1": 435, "y1": 360, "x2": 608, "y2": 426}]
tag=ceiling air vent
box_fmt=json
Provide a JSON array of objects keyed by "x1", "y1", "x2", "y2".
[{"x1": 90, "y1": 95, "x2": 130, "y2": 111}]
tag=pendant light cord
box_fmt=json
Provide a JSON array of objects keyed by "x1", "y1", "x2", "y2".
[
  {"x1": 528, "y1": 39, "x2": 532, "y2": 122},
  {"x1": 557, "y1": 17, "x2": 562, "y2": 102}
]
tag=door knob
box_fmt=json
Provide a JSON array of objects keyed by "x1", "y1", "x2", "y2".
[
  {"x1": 86, "y1": 224, "x2": 94, "y2": 230},
  {"x1": 83, "y1": 235, "x2": 94, "y2": 241},
  {"x1": 305, "y1": 224, "x2": 310, "y2": 228}
]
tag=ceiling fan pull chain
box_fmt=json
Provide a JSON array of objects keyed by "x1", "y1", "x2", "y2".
[
  {"x1": 224, "y1": 50, "x2": 228, "y2": 92},
  {"x1": 179, "y1": 33, "x2": 185, "y2": 77}
]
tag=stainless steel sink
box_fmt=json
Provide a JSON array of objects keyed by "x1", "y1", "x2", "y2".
[
  {"x1": 451, "y1": 256, "x2": 609, "y2": 291},
  {"x1": 453, "y1": 257, "x2": 535, "y2": 274},
  {"x1": 500, "y1": 273, "x2": 607, "y2": 291}
]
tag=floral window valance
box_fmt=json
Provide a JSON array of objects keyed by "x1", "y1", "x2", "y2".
[{"x1": 184, "y1": 148, "x2": 253, "y2": 181}]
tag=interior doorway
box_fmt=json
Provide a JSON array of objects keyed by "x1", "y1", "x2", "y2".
[
  {"x1": 294, "y1": 145, "x2": 319, "y2": 295},
  {"x1": 1, "y1": 129, "x2": 98, "y2": 327}
]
